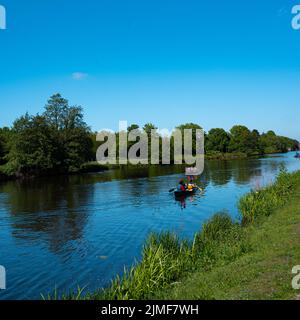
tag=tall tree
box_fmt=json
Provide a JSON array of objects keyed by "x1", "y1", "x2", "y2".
[
  {"x1": 44, "y1": 93, "x2": 69, "y2": 130},
  {"x1": 43, "y1": 94, "x2": 92, "y2": 172},
  {"x1": 228, "y1": 125, "x2": 253, "y2": 154},
  {"x1": 206, "y1": 128, "x2": 230, "y2": 153}
]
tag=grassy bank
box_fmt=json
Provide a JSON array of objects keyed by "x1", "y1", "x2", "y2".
[
  {"x1": 46, "y1": 168, "x2": 300, "y2": 300},
  {"x1": 154, "y1": 169, "x2": 300, "y2": 300},
  {"x1": 154, "y1": 192, "x2": 300, "y2": 300}
]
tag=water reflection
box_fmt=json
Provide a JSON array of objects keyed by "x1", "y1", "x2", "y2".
[
  {"x1": 176, "y1": 192, "x2": 206, "y2": 210},
  {"x1": 0, "y1": 157, "x2": 295, "y2": 248},
  {"x1": 1, "y1": 176, "x2": 93, "y2": 253}
]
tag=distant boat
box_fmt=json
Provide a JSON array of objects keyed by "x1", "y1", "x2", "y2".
[{"x1": 295, "y1": 152, "x2": 300, "y2": 159}]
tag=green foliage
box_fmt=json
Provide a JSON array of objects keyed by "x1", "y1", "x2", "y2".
[
  {"x1": 206, "y1": 128, "x2": 230, "y2": 153},
  {"x1": 228, "y1": 125, "x2": 255, "y2": 154},
  {"x1": 175, "y1": 123, "x2": 204, "y2": 158},
  {"x1": 1, "y1": 97, "x2": 299, "y2": 176},
  {"x1": 95, "y1": 232, "x2": 191, "y2": 300},
  {"x1": 4, "y1": 114, "x2": 59, "y2": 176},
  {"x1": 0, "y1": 127, "x2": 11, "y2": 165},
  {"x1": 4, "y1": 94, "x2": 93, "y2": 177},
  {"x1": 193, "y1": 213, "x2": 249, "y2": 270},
  {"x1": 259, "y1": 131, "x2": 298, "y2": 154},
  {"x1": 127, "y1": 124, "x2": 140, "y2": 132},
  {"x1": 143, "y1": 123, "x2": 157, "y2": 137},
  {"x1": 176, "y1": 123, "x2": 203, "y2": 131},
  {"x1": 239, "y1": 168, "x2": 298, "y2": 224}
]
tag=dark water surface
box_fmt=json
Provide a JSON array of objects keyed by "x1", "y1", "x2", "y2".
[{"x1": 0, "y1": 152, "x2": 299, "y2": 299}]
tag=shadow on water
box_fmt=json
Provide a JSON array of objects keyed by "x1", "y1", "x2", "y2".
[{"x1": 0, "y1": 176, "x2": 93, "y2": 254}]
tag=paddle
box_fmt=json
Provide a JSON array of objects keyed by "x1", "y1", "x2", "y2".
[
  {"x1": 196, "y1": 185, "x2": 203, "y2": 192},
  {"x1": 169, "y1": 188, "x2": 176, "y2": 193}
]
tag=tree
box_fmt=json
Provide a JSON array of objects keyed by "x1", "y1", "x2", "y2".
[
  {"x1": 175, "y1": 123, "x2": 204, "y2": 162},
  {"x1": 43, "y1": 94, "x2": 92, "y2": 172},
  {"x1": 176, "y1": 123, "x2": 203, "y2": 132},
  {"x1": 143, "y1": 123, "x2": 157, "y2": 137},
  {"x1": 228, "y1": 125, "x2": 253, "y2": 154},
  {"x1": 0, "y1": 127, "x2": 11, "y2": 165},
  {"x1": 6, "y1": 114, "x2": 59, "y2": 176},
  {"x1": 248, "y1": 129, "x2": 262, "y2": 155},
  {"x1": 5, "y1": 94, "x2": 93, "y2": 176},
  {"x1": 260, "y1": 130, "x2": 280, "y2": 154},
  {"x1": 206, "y1": 128, "x2": 230, "y2": 153},
  {"x1": 127, "y1": 124, "x2": 140, "y2": 132},
  {"x1": 44, "y1": 93, "x2": 69, "y2": 130}
]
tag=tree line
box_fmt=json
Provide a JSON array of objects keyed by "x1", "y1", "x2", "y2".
[{"x1": 0, "y1": 94, "x2": 298, "y2": 178}]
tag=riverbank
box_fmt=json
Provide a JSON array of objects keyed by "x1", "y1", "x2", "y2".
[
  {"x1": 47, "y1": 168, "x2": 300, "y2": 300},
  {"x1": 154, "y1": 185, "x2": 300, "y2": 300},
  {"x1": 155, "y1": 169, "x2": 300, "y2": 300},
  {"x1": 0, "y1": 151, "x2": 279, "y2": 182},
  {"x1": 0, "y1": 162, "x2": 109, "y2": 182}
]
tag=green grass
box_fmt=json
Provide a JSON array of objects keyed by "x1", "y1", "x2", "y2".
[
  {"x1": 46, "y1": 169, "x2": 300, "y2": 300},
  {"x1": 239, "y1": 167, "x2": 297, "y2": 224}
]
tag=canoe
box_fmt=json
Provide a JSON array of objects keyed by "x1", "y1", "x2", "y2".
[{"x1": 174, "y1": 187, "x2": 198, "y2": 198}]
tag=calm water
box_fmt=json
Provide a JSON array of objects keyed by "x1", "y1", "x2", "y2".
[{"x1": 0, "y1": 152, "x2": 299, "y2": 300}]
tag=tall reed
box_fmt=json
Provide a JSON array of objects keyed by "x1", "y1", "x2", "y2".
[{"x1": 239, "y1": 168, "x2": 298, "y2": 224}]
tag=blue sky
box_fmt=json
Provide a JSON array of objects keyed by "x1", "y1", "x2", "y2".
[{"x1": 0, "y1": 0, "x2": 300, "y2": 139}]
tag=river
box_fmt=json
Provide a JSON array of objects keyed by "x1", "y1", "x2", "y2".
[{"x1": 0, "y1": 152, "x2": 299, "y2": 300}]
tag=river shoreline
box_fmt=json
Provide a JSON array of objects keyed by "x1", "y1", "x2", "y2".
[{"x1": 1, "y1": 151, "x2": 293, "y2": 183}]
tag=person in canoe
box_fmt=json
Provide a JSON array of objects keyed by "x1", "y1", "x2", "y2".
[
  {"x1": 187, "y1": 183, "x2": 194, "y2": 191},
  {"x1": 177, "y1": 179, "x2": 186, "y2": 192},
  {"x1": 187, "y1": 175, "x2": 197, "y2": 191}
]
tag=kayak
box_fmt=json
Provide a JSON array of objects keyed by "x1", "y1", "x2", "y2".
[{"x1": 174, "y1": 187, "x2": 198, "y2": 198}]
